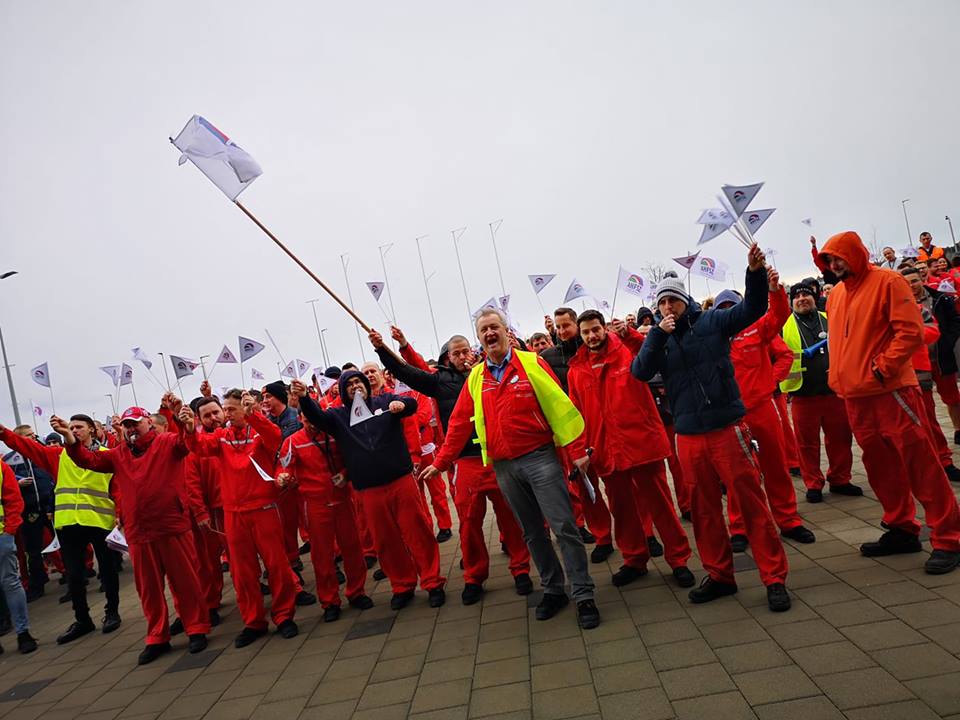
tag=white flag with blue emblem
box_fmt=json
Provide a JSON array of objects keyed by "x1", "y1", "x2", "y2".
[{"x1": 171, "y1": 115, "x2": 262, "y2": 201}]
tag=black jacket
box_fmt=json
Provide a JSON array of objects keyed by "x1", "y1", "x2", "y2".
[
  {"x1": 540, "y1": 336, "x2": 583, "y2": 393},
  {"x1": 926, "y1": 287, "x2": 960, "y2": 375},
  {"x1": 2, "y1": 450, "x2": 55, "y2": 516},
  {"x1": 375, "y1": 347, "x2": 480, "y2": 459},
  {"x1": 632, "y1": 267, "x2": 768, "y2": 435},
  {"x1": 298, "y1": 371, "x2": 417, "y2": 490}
]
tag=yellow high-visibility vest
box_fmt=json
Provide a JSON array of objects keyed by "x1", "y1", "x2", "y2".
[
  {"x1": 780, "y1": 312, "x2": 828, "y2": 394},
  {"x1": 467, "y1": 350, "x2": 584, "y2": 466},
  {"x1": 54, "y1": 447, "x2": 115, "y2": 531}
]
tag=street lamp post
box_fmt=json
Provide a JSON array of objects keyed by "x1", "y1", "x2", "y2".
[
  {"x1": 320, "y1": 328, "x2": 330, "y2": 367},
  {"x1": 0, "y1": 271, "x2": 21, "y2": 426},
  {"x1": 902, "y1": 199, "x2": 914, "y2": 247},
  {"x1": 306, "y1": 299, "x2": 329, "y2": 368},
  {"x1": 947, "y1": 215, "x2": 957, "y2": 255},
  {"x1": 451, "y1": 227, "x2": 472, "y2": 329}
]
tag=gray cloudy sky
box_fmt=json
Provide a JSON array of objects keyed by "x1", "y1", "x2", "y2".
[{"x1": 1, "y1": 1, "x2": 958, "y2": 424}]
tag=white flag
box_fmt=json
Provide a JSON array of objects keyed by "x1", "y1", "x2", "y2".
[
  {"x1": 216, "y1": 345, "x2": 238, "y2": 364},
  {"x1": 366, "y1": 282, "x2": 385, "y2": 301},
  {"x1": 131, "y1": 347, "x2": 153, "y2": 370},
  {"x1": 42, "y1": 535, "x2": 60, "y2": 554},
  {"x1": 721, "y1": 182, "x2": 764, "y2": 217},
  {"x1": 170, "y1": 355, "x2": 199, "y2": 380},
  {"x1": 393, "y1": 379, "x2": 412, "y2": 395},
  {"x1": 696, "y1": 208, "x2": 734, "y2": 225},
  {"x1": 281, "y1": 360, "x2": 298, "y2": 379},
  {"x1": 120, "y1": 363, "x2": 134, "y2": 386},
  {"x1": 105, "y1": 527, "x2": 128, "y2": 553},
  {"x1": 238, "y1": 336, "x2": 265, "y2": 362},
  {"x1": 30, "y1": 363, "x2": 51, "y2": 388},
  {"x1": 900, "y1": 246, "x2": 920, "y2": 259},
  {"x1": 349, "y1": 391, "x2": 374, "y2": 426},
  {"x1": 171, "y1": 115, "x2": 262, "y2": 201},
  {"x1": 100, "y1": 365, "x2": 121, "y2": 385},
  {"x1": 499, "y1": 295, "x2": 511, "y2": 313},
  {"x1": 690, "y1": 256, "x2": 729, "y2": 282},
  {"x1": 32, "y1": 403, "x2": 42, "y2": 418},
  {"x1": 249, "y1": 457, "x2": 276, "y2": 483},
  {"x1": 599, "y1": 299, "x2": 611, "y2": 312},
  {"x1": 938, "y1": 279, "x2": 957, "y2": 294},
  {"x1": 743, "y1": 209, "x2": 775, "y2": 235},
  {"x1": 317, "y1": 375, "x2": 337, "y2": 394},
  {"x1": 698, "y1": 219, "x2": 734, "y2": 246},
  {"x1": 251, "y1": 368, "x2": 265, "y2": 381},
  {"x1": 801, "y1": 217, "x2": 813, "y2": 227},
  {"x1": 472, "y1": 297, "x2": 501, "y2": 319},
  {"x1": 616, "y1": 267, "x2": 646, "y2": 298},
  {"x1": 279, "y1": 441, "x2": 294, "y2": 469},
  {"x1": 564, "y1": 279, "x2": 590, "y2": 303},
  {"x1": 296, "y1": 359, "x2": 311, "y2": 378},
  {"x1": 528, "y1": 274, "x2": 556, "y2": 294}
]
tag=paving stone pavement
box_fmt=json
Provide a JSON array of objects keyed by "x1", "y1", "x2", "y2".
[{"x1": 2, "y1": 406, "x2": 960, "y2": 719}]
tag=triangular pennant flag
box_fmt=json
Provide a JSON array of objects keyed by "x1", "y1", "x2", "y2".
[
  {"x1": 564, "y1": 279, "x2": 590, "y2": 303},
  {"x1": 938, "y1": 279, "x2": 957, "y2": 294},
  {"x1": 30, "y1": 363, "x2": 51, "y2": 388},
  {"x1": 528, "y1": 274, "x2": 556, "y2": 295},
  {"x1": 472, "y1": 297, "x2": 501, "y2": 319},
  {"x1": 249, "y1": 456, "x2": 276, "y2": 483},
  {"x1": 616, "y1": 267, "x2": 647, "y2": 298},
  {"x1": 238, "y1": 336, "x2": 265, "y2": 362},
  {"x1": 42, "y1": 535, "x2": 60, "y2": 554},
  {"x1": 696, "y1": 208, "x2": 734, "y2": 225},
  {"x1": 498, "y1": 295, "x2": 511, "y2": 313},
  {"x1": 171, "y1": 115, "x2": 262, "y2": 201},
  {"x1": 105, "y1": 527, "x2": 128, "y2": 552},
  {"x1": 100, "y1": 365, "x2": 121, "y2": 385},
  {"x1": 673, "y1": 252, "x2": 701, "y2": 270},
  {"x1": 801, "y1": 217, "x2": 813, "y2": 227},
  {"x1": 120, "y1": 363, "x2": 134, "y2": 386},
  {"x1": 393, "y1": 379, "x2": 413, "y2": 395},
  {"x1": 251, "y1": 368, "x2": 265, "y2": 381},
  {"x1": 349, "y1": 390, "x2": 374, "y2": 426},
  {"x1": 317, "y1": 375, "x2": 337, "y2": 394},
  {"x1": 366, "y1": 282, "x2": 385, "y2": 301},
  {"x1": 170, "y1": 355, "x2": 199, "y2": 380},
  {"x1": 280, "y1": 360, "x2": 298, "y2": 379},
  {"x1": 279, "y1": 441, "x2": 294, "y2": 468},
  {"x1": 900, "y1": 246, "x2": 920, "y2": 259},
  {"x1": 697, "y1": 220, "x2": 734, "y2": 246},
  {"x1": 296, "y1": 359, "x2": 311, "y2": 378},
  {"x1": 743, "y1": 208, "x2": 775, "y2": 235},
  {"x1": 217, "y1": 345, "x2": 239, "y2": 364},
  {"x1": 131, "y1": 347, "x2": 153, "y2": 370},
  {"x1": 721, "y1": 182, "x2": 764, "y2": 217}
]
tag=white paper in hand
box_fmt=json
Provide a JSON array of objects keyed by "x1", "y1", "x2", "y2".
[
  {"x1": 349, "y1": 391, "x2": 374, "y2": 426},
  {"x1": 42, "y1": 535, "x2": 60, "y2": 554},
  {"x1": 249, "y1": 457, "x2": 276, "y2": 483},
  {"x1": 581, "y1": 474, "x2": 597, "y2": 503},
  {"x1": 106, "y1": 527, "x2": 128, "y2": 552}
]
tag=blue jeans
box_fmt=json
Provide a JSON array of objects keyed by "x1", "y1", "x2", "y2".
[{"x1": 0, "y1": 534, "x2": 29, "y2": 634}]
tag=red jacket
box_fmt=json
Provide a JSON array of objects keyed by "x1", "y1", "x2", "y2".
[
  {"x1": 278, "y1": 428, "x2": 350, "y2": 505},
  {"x1": 567, "y1": 333, "x2": 671, "y2": 474},
  {"x1": 65, "y1": 429, "x2": 192, "y2": 544},
  {"x1": 436, "y1": 351, "x2": 563, "y2": 471},
  {"x1": 186, "y1": 412, "x2": 282, "y2": 513},
  {"x1": 1, "y1": 462, "x2": 24, "y2": 535},
  {"x1": 729, "y1": 289, "x2": 791, "y2": 411}
]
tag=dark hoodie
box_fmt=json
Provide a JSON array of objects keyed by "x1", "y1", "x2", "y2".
[
  {"x1": 632, "y1": 267, "x2": 768, "y2": 435},
  {"x1": 298, "y1": 370, "x2": 418, "y2": 490}
]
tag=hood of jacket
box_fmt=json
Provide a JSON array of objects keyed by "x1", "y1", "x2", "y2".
[
  {"x1": 819, "y1": 231, "x2": 872, "y2": 289},
  {"x1": 338, "y1": 370, "x2": 372, "y2": 408}
]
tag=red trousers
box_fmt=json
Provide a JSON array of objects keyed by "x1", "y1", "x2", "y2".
[
  {"x1": 416, "y1": 451, "x2": 453, "y2": 531},
  {"x1": 921, "y1": 388, "x2": 954, "y2": 467},
  {"x1": 129, "y1": 533, "x2": 210, "y2": 645},
  {"x1": 790, "y1": 394, "x2": 853, "y2": 491},
  {"x1": 353, "y1": 493, "x2": 377, "y2": 558},
  {"x1": 729, "y1": 398, "x2": 802, "y2": 534},
  {"x1": 277, "y1": 486, "x2": 303, "y2": 563},
  {"x1": 665, "y1": 424, "x2": 690, "y2": 514},
  {"x1": 452, "y1": 457, "x2": 529, "y2": 585},
  {"x1": 361, "y1": 475, "x2": 445, "y2": 594},
  {"x1": 304, "y1": 495, "x2": 367, "y2": 608},
  {"x1": 604, "y1": 462, "x2": 692, "y2": 570},
  {"x1": 193, "y1": 507, "x2": 225, "y2": 611},
  {"x1": 846, "y1": 389, "x2": 960, "y2": 551},
  {"x1": 678, "y1": 424, "x2": 789, "y2": 586},
  {"x1": 225, "y1": 506, "x2": 298, "y2": 629},
  {"x1": 561, "y1": 449, "x2": 613, "y2": 544},
  {"x1": 774, "y1": 393, "x2": 800, "y2": 468}
]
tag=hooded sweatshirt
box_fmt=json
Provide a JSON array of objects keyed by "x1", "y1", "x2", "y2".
[{"x1": 818, "y1": 231, "x2": 923, "y2": 398}]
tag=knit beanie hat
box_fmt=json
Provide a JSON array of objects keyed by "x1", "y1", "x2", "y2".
[
  {"x1": 263, "y1": 380, "x2": 288, "y2": 405},
  {"x1": 655, "y1": 277, "x2": 692, "y2": 305}
]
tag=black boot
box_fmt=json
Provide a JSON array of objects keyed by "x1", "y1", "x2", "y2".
[
  {"x1": 102, "y1": 611, "x2": 121, "y2": 634},
  {"x1": 277, "y1": 619, "x2": 298, "y2": 639},
  {"x1": 688, "y1": 577, "x2": 738, "y2": 604},
  {"x1": 611, "y1": 565, "x2": 647, "y2": 588},
  {"x1": 428, "y1": 588, "x2": 446, "y2": 608},
  {"x1": 590, "y1": 544, "x2": 614, "y2": 564},
  {"x1": 234, "y1": 626, "x2": 268, "y2": 648},
  {"x1": 17, "y1": 632, "x2": 37, "y2": 654},
  {"x1": 323, "y1": 605, "x2": 341, "y2": 623},
  {"x1": 925, "y1": 549, "x2": 960, "y2": 575},
  {"x1": 188, "y1": 634, "x2": 208, "y2": 654},
  {"x1": 860, "y1": 528, "x2": 922, "y2": 557},
  {"x1": 57, "y1": 619, "x2": 96, "y2": 645},
  {"x1": 767, "y1": 583, "x2": 791, "y2": 612},
  {"x1": 514, "y1": 574, "x2": 534, "y2": 596},
  {"x1": 646, "y1": 536, "x2": 664, "y2": 558},
  {"x1": 137, "y1": 642, "x2": 171, "y2": 665},
  {"x1": 535, "y1": 593, "x2": 569, "y2": 621},
  {"x1": 461, "y1": 583, "x2": 483, "y2": 605},
  {"x1": 349, "y1": 595, "x2": 374, "y2": 610}
]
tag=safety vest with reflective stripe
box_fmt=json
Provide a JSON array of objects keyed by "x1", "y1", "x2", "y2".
[
  {"x1": 779, "y1": 312, "x2": 828, "y2": 394},
  {"x1": 467, "y1": 350, "x2": 585, "y2": 466},
  {"x1": 54, "y1": 447, "x2": 115, "y2": 530},
  {"x1": 0, "y1": 498, "x2": 5, "y2": 534}
]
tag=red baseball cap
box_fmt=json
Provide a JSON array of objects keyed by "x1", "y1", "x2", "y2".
[{"x1": 120, "y1": 407, "x2": 151, "y2": 423}]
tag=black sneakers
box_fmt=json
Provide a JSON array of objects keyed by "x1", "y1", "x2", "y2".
[
  {"x1": 461, "y1": 583, "x2": 484, "y2": 606},
  {"x1": 860, "y1": 528, "x2": 923, "y2": 557},
  {"x1": 590, "y1": 544, "x2": 614, "y2": 564},
  {"x1": 188, "y1": 634, "x2": 207, "y2": 654},
  {"x1": 688, "y1": 577, "x2": 738, "y2": 604},
  {"x1": 138, "y1": 642, "x2": 171, "y2": 665},
  {"x1": 323, "y1": 605, "x2": 341, "y2": 623},
  {"x1": 730, "y1": 535, "x2": 749, "y2": 553},
  {"x1": 535, "y1": 592, "x2": 570, "y2": 621},
  {"x1": 390, "y1": 590, "x2": 415, "y2": 610},
  {"x1": 611, "y1": 565, "x2": 648, "y2": 588},
  {"x1": 781, "y1": 525, "x2": 816, "y2": 544},
  {"x1": 672, "y1": 566, "x2": 696, "y2": 588},
  {"x1": 373, "y1": 568, "x2": 388, "y2": 582},
  {"x1": 17, "y1": 632, "x2": 37, "y2": 654},
  {"x1": 829, "y1": 482, "x2": 864, "y2": 496},
  {"x1": 577, "y1": 600, "x2": 601, "y2": 630},
  {"x1": 925, "y1": 550, "x2": 960, "y2": 575},
  {"x1": 349, "y1": 595, "x2": 374, "y2": 610},
  {"x1": 277, "y1": 619, "x2": 298, "y2": 639},
  {"x1": 647, "y1": 536, "x2": 664, "y2": 558},
  {"x1": 514, "y1": 574, "x2": 534, "y2": 596},
  {"x1": 428, "y1": 588, "x2": 446, "y2": 608},
  {"x1": 234, "y1": 626, "x2": 268, "y2": 648},
  {"x1": 767, "y1": 583, "x2": 791, "y2": 612},
  {"x1": 102, "y1": 611, "x2": 121, "y2": 634},
  {"x1": 57, "y1": 619, "x2": 95, "y2": 645},
  {"x1": 945, "y1": 465, "x2": 960, "y2": 483},
  {"x1": 296, "y1": 590, "x2": 317, "y2": 606},
  {"x1": 436, "y1": 529, "x2": 453, "y2": 543},
  {"x1": 579, "y1": 527, "x2": 596, "y2": 544},
  {"x1": 806, "y1": 489, "x2": 823, "y2": 504},
  {"x1": 169, "y1": 617, "x2": 184, "y2": 636},
  {"x1": 209, "y1": 609, "x2": 221, "y2": 627}
]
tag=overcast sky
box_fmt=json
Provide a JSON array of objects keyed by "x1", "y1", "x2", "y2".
[{"x1": 1, "y1": 1, "x2": 958, "y2": 425}]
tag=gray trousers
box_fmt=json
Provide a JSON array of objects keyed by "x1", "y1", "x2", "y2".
[{"x1": 493, "y1": 445, "x2": 594, "y2": 601}]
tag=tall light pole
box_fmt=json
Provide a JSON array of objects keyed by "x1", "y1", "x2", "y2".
[
  {"x1": 902, "y1": 199, "x2": 914, "y2": 247},
  {"x1": 378, "y1": 243, "x2": 397, "y2": 325},
  {"x1": 451, "y1": 227, "x2": 472, "y2": 329},
  {"x1": 320, "y1": 328, "x2": 330, "y2": 367},
  {"x1": 306, "y1": 299, "x2": 329, "y2": 367},
  {"x1": 339, "y1": 254, "x2": 366, "y2": 361},
  {"x1": 415, "y1": 235, "x2": 441, "y2": 350},
  {"x1": 0, "y1": 271, "x2": 22, "y2": 426},
  {"x1": 947, "y1": 215, "x2": 957, "y2": 255},
  {"x1": 488, "y1": 219, "x2": 507, "y2": 297}
]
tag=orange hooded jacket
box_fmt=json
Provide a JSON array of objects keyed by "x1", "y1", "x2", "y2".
[{"x1": 818, "y1": 231, "x2": 923, "y2": 398}]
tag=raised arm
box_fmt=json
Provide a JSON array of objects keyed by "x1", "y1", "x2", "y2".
[
  {"x1": 51, "y1": 416, "x2": 117, "y2": 474},
  {"x1": 429, "y1": 383, "x2": 475, "y2": 473},
  {"x1": 632, "y1": 326, "x2": 668, "y2": 381},
  {"x1": 0, "y1": 427, "x2": 61, "y2": 476},
  {"x1": 248, "y1": 410, "x2": 282, "y2": 457}
]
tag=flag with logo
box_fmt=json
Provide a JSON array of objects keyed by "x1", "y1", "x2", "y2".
[
  {"x1": 120, "y1": 364, "x2": 134, "y2": 386},
  {"x1": 170, "y1": 355, "x2": 199, "y2": 380},
  {"x1": 296, "y1": 359, "x2": 310, "y2": 378},
  {"x1": 528, "y1": 274, "x2": 556, "y2": 294},
  {"x1": 32, "y1": 403, "x2": 42, "y2": 418},
  {"x1": 349, "y1": 391, "x2": 374, "y2": 427},
  {"x1": 696, "y1": 208, "x2": 733, "y2": 225},
  {"x1": 171, "y1": 115, "x2": 262, "y2": 201},
  {"x1": 131, "y1": 347, "x2": 153, "y2": 370},
  {"x1": 100, "y1": 365, "x2": 121, "y2": 385},
  {"x1": 238, "y1": 336, "x2": 265, "y2": 362},
  {"x1": 251, "y1": 368, "x2": 265, "y2": 381},
  {"x1": 216, "y1": 345, "x2": 238, "y2": 364},
  {"x1": 280, "y1": 360, "x2": 298, "y2": 379},
  {"x1": 499, "y1": 295, "x2": 511, "y2": 313},
  {"x1": 564, "y1": 279, "x2": 590, "y2": 303},
  {"x1": 366, "y1": 282, "x2": 385, "y2": 301},
  {"x1": 616, "y1": 267, "x2": 646, "y2": 298},
  {"x1": 698, "y1": 217, "x2": 735, "y2": 245},
  {"x1": 690, "y1": 256, "x2": 729, "y2": 282},
  {"x1": 673, "y1": 252, "x2": 701, "y2": 270},
  {"x1": 472, "y1": 297, "x2": 501, "y2": 319},
  {"x1": 317, "y1": 375, "x2": 337, "y2": 394},
  {"x1": 30, "y1": 363, "x2": 51, "y2": 388},
  {"x1": 721, "y1": 182, "x2": 764, "y2": 217},
  {"x1": 743, "y1": 209, "x2": 775, "y2": 235}
]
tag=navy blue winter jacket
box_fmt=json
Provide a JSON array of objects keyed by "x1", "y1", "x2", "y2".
[{"x1": 631, "y1": 267, "x2": 768, "y2": 435}]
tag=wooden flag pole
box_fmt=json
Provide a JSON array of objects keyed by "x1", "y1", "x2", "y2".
[{"x1": 235, "y1": 201, "x2": 403, "y2": 363}]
